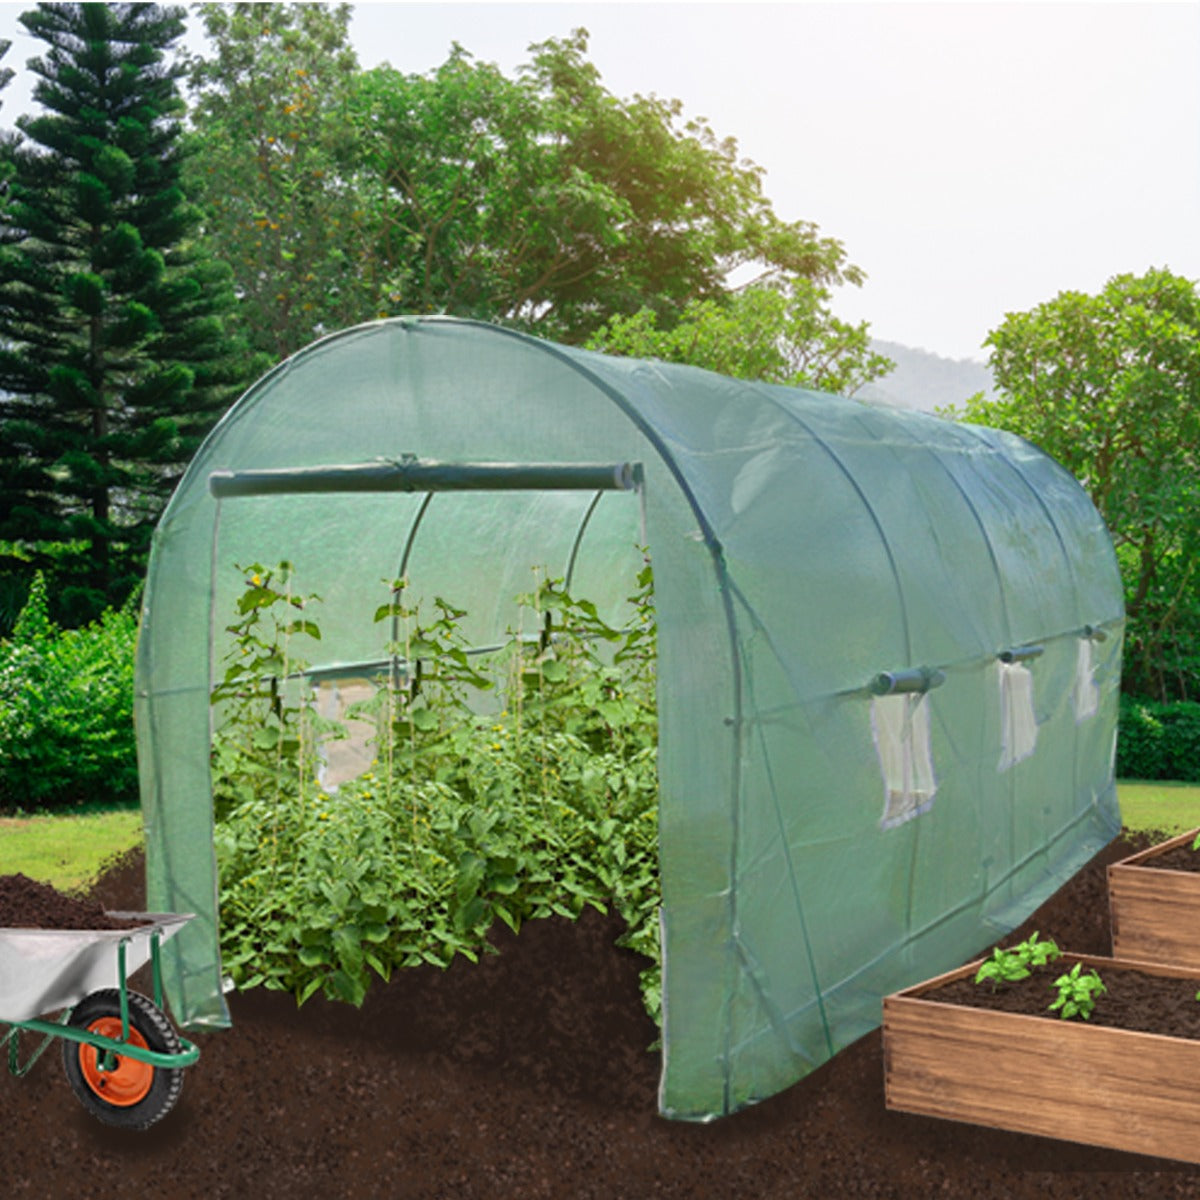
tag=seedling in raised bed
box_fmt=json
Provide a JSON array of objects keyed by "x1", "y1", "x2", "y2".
[
  {"x1": 973, "y1": 932, "x2": 1061, "y2": 989},
  {"x1": 1048, "y1": 962, "x2": 1106, "y2": 1020}
]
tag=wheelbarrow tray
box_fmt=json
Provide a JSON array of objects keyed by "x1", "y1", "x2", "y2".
[{"x1": 0, "y1": 913, "x2": 193, "y2": 1022}]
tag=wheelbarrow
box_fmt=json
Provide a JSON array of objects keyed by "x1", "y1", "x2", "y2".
[{"x1": 1, "y1": 913, "x2": 199, "y2": 1129}]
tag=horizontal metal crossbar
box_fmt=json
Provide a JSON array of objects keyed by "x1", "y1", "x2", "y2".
[
  {"x1": 209, "y1": 459, "x2": 644, "y2": 498},
  {"x1": 869, "y1": 666, "x2": 947, "y2": 696}
]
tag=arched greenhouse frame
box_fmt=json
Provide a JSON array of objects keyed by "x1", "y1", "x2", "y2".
[{"x1": 135, "y1": 316, "x2": 1123, "y2": 1120}]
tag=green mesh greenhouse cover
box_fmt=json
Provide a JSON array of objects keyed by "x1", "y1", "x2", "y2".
[{"x1": 135, "y1": 316, "x2": 1123, "y2": 1121}]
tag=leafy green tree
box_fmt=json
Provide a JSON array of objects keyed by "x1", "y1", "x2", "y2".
[
  {"x1": 585, "y1": 276, "x2": 893, "y2": 396},
  {"x1": 0, "y1": 34, "x2": 21, "y2": 288},
  {"x1": 0, "y1": 2, "x2": 254, "y2": 618},
  {"x1": 0, "y1": 37, "x2": 12, "y2": 112},
  {"x1": 961, "y1": 268, "x2": 1200, "y2": 700},
  {"x1": 187, "y1": 21, "x2": 872, "y2": 358},
  {"x1": 185, "y1": 2, "x2": 372, "y2": 361},
  {"x1": 352, "y1": 30, "x2": 863, "y2": 346}
]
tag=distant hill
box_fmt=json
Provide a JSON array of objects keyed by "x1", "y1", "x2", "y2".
[{"x1": 856, "y1": 339, "x2": 997, "y2": 415}]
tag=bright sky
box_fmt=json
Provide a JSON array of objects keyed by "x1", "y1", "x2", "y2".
[{"x1": 0, "y1": 1, "x2": 1197, "y2": 362}]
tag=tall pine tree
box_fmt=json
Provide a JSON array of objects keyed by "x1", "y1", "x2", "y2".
[{"x1": 0, "y1": 3, "x2": 255, "y2": 618}]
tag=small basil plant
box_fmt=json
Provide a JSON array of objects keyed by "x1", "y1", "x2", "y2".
[
  {"x1": 974, "y1": 932, "x2": 1061, "y2": 990},
  {"x1": 1048, "y1": 962, "x2": 1106, "y2": 1020}
]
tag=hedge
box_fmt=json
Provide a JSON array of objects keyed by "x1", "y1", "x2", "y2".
[
  {"x1": 0, "y1": 573, "x2": 140, "y2": 813},
  {"x1": 1117, "y1": 695, "x2": 1200, "y2": 783}
]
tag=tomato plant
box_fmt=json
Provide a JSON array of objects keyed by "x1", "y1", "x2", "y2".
[{"x1": 211, "y1": 557, "x2": 663, "y2": 1026}]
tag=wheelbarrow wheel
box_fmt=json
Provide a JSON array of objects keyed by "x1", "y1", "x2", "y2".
[{"x1": 61, "y1": 989, "x2": 184, "y2": 1130}]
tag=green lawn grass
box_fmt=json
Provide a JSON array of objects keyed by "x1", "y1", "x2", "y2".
[
  {"x1": 0, "y1": 806, "x2": 143, "y2": 893},
  {"x1": 3, "y1": 780, "x2": 1200, "y2": 895},
  {"x1": 1116, "y1": 780, "x2": 1200, "y2": 839}
]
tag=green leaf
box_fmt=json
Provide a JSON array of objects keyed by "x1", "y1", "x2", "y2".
[
  {"x1": 455, "y1": 852, "x2": 487, "y2": 901},
  {"x1": 452, "y1": 895, "x2": 488, "y2": 934},
  {"x1": 365, "y1": 952, "x2": 391, "y2": 981},
  {"x1": 328, "y1": 969, "x2": 368, "y2": 1006},
  {"x1": 411, "y1": 706, "x2": 439, "y2": 732},
  {"x1": 284, "y1": 619, "x2": 321, "y2": 640},
  {"x1": 332, "y1": 925, "x2": 364, "y2": 970},
  {"x1": 297, "y1": 978, "x2": 324, "y2": 1005}
]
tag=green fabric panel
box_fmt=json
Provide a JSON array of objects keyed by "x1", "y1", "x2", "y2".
[{"x1": 135, "y1": 317, "x2": 1124, "y2": 1122}]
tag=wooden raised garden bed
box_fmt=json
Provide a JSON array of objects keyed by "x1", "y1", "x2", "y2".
[
  {"x1": 883, "y1": 952, "x2": 1200, "y2": 1164},
  {"x1": 1108, "y1": 827, "x2": 1200, "y2": 969}
]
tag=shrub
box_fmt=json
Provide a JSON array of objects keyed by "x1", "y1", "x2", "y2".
[
  {"x1": 1117, "y1": 695, "x2": 1200, "y2": 783},
  {"x1": 0, "y1": 572, "x2": 139, "y2": 812}
]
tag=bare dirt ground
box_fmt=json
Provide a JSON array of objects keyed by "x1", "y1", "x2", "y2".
[{"x1": 7, "y1": 831, "x2": 1200, "y2": 1199}]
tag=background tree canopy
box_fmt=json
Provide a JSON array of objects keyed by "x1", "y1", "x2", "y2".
[
  {"x1": 961, "y1": 268, "x2": 1200, "y2": 702},
  {"x1": 0, "y1": 4, "x2": 886, "y2": 628},
  {"x1": 2, "y1": 1, "x2": 1194, "y2": 714},
  {"x1": 185, "y1": 10, "x2": 874, "y2": 362},
  {"x1": 585, "y1": 277, "x2": 893, "y2": 396}
]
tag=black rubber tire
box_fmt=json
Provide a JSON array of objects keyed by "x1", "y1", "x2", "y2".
[{"x1": 61, "y1": 989, "x2": 185, "y2": 1130}]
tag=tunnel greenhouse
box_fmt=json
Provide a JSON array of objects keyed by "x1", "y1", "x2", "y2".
[{"x1": 135, "y1": 316, "x2": 1124, "y2": 1120}]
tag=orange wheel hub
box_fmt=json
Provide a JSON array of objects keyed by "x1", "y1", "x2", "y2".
[{"x1": 78, "y1": 1018, "x2": 154, "y2": 1107}]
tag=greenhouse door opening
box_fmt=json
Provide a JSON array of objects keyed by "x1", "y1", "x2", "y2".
[{"x1": 203, "y1": 454, "x2": 658, "y2": 1008}]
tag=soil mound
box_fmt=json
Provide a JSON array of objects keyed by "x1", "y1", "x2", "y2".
[
  {"x1": 9, "y1": 830, "x2": 1200, "y2": 1200},
  {"x1": 0, "y1": 872, "x2": 149, "y2": 930}
]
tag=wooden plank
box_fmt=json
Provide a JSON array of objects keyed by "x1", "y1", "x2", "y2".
[
  {"x1": 884, "y1": 955, "x2": 1200, "y2": 1164},
  {"x1": 1109, "y1": 827, "x2": 1200, "y2": 870}
]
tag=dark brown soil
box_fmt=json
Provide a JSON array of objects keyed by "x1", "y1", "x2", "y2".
[
  {"x1": 10, "y1": 830, "x2": 1200, "y2": 1198},
  {"x1": 1138, "y1": 839, "x2": 1200, "y2": 871},
  {"x1": 0, "y1": 872, "x2": 149, "y2": 930},
  {"x1": 934, "y1": 958, "x2": 1200, "y2": 1039}
]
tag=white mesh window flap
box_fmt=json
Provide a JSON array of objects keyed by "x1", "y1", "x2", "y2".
[
  {"x1": 998, "y1": 661, "x2": 1038, "y2": 770},
  {"x1": 1073, "y1": 637, "x2": 1100, "y2": 722},
  {"x1": 872, "y1": 693, "x2": 937, "y2": 829}
]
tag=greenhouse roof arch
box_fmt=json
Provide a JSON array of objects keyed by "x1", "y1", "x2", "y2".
[{"x1": 135, "y1": 316, "x2": 1124, "y2": 1121}]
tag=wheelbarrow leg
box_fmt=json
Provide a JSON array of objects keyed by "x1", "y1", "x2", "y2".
[{"x1": 3, "y1": 1011, "x2": 71, "y2": 1078}]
